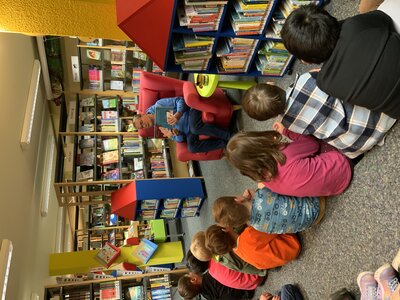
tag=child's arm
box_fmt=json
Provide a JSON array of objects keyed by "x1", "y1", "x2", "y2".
[{"x1": 273, "y1": 121, "x2": 319, "y2": 159}]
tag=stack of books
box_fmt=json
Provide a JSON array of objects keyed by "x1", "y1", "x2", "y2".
[
  {"x1": 99, "y1": 281, "x2": 121, "y2": 300},
  {"x1": 182, "y1": 197, "x2": 202, "y2": 207},
  {"x1": 100, "y1": 109, "x2": 119, "y2": 132},
  {"x1": 132, "y1": 68, "x2": 141, "y2": 94},
  {"x1": 138, "y1": 210, "x2": 157, "y2": 220},
  {"x1": 172, "y1": 35, "x2": 214, "y2": 71},
  {"x1": 177, "y1": 1, "x2": 227, "y2": 32},
  {"x1": 266, "y1": 0, "x2": 320, "y2": 38},
  {"x1": 256, "y1": 41, "x2": 290, "y2": 76},
  {"x1": 150, "y1": 156, "x2": 168, "y2": 178},
  {"x1": 230, "y1": 0, "x2": 272, "y2": 36},
  {"x1": 122, "y1": 135, "x2": 143, "y2": 157},
  {"x1": 160, "y1": 209, "x2": 179, "y2": 219},
  {"x1": 216, "y1": 37, "x2": 257, "y2": 73},
  {"x1": 140, "y1": 199, "x2": 160, "y2": 210},
  {"x1": 149, "y1": 274, "x2": 171, "y2": 300},
  {"x1": 181, "y1": 207, "x2": 199, "y2": 217},
  {"x1": 163, "y1": 198, "x2": 182, "y2": 209}
]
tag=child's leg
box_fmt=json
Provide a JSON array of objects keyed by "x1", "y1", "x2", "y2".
[
  {"x1": 358, "y1": 0, "x2": 384, "y2": 13},
  {"x1": 278, "y1": 284, "x2": 303, "y2": 300}
]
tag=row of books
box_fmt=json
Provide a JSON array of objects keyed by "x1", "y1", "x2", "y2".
[
  {"x1": 137, "y1": 207, "x2": 200, "y2": 220},
  {"x1": 139, "y1": 197, "x2": 202, "y2": 210},
  {"x1": 230, "y1": 0, "x2": 272, "y2": 36},
  {"x1": 177, "y1": 1, "x2": 227, "y2": 32},
  {"x1": 149, "y1": 275, "x2": 171, "y2": 300},
  {"x1": 87, "y1": 65, "x2": 143, "y2": 91},
  {"x1": 266, "y1": 0, "x2": 320, "y2": 38},
  {"x1": 172, "y1": 34, "x2": 214, "y2": 71},
  {"x1": 216, "y1": 37, "x2": 257, "y2": 73},
  {"x1": 256, "y1": 40, "x2": 291, "y2": 76}
]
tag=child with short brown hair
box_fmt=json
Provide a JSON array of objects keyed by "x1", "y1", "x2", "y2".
[
  {"x1": 205, "y1": 224, "x2": 301, "y2": 270},
  {"x1": 241, "y1": 83, "x2": 286, "y2": 121},
  {"x1": 213, "y1": 187, "x2": 325, "y2": 234}
]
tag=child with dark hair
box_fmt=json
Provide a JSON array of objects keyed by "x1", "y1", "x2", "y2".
[
  {"x1": 186, "y1": 249, "x2": 208, "y2": 275},
  {"x1": 260, "y1": 284, "x2": 304, "y2": 300},
  {"x1": 280, "y1": 4, "x2": 400, "y2": 119},
  {"x1": 213, "y1": 187, "x2": 325, "y2": 234},
  {"x1": 205, "y1": 224, "x2": 301, "y2": 270},
  {"x1": 226, "y1": 122, "x2": 352, "y2": 197}
]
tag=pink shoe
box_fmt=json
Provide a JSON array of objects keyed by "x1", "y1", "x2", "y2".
[
  {"x1": 375, "y1": 263, "x2": 399, "y2": 300},
  {"x1": 358, "y1": 271, "x2": 378, "y2": 300}
]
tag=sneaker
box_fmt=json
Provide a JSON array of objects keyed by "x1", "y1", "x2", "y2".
[
  {"x1": 357, "y1": 271, "x2": 378, "y2": 300},
  {"x1": 375, "y1": 263, "x2": 399, "y2": 300},
  {"x1": 392, "y1": 249, "x2": 400, "y2": 273}
]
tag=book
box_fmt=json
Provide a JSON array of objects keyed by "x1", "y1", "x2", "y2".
[
  {"x1": 154, "y1": 106, "x2": 174, "y2": 129},
  {"x1": 87, "y1": 49, "x2": 101, "y2": 60},
  {"x1": 128, "y1": 286, "x2": 144, "y2": 300},
  {"x1": 79, "y1": 138, "x2": 95, "y2": 149},
  {"x1": 103, "y1": 138, "x2": 119, "y2": 151},
  {"x1": 110, "y1": 80, "x2": 124, "y2": 91},
  {"x1": 132, "y1": 239, "x2": 158, "y2": 264},
  {"x1": 95, "y1": 242, "x2": 121, "y2": 268},
  {"x1": 102, "y1": 150, "x2": 119, "y2": 165}
]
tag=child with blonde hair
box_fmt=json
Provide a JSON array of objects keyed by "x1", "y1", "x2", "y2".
[
  {"x1": 205, "y1": 224, "x2": 301, "y2": 270},
  {"x1": 213, "y1": 187, "x2": 325, "y2": 234},
  {"x1": 226, "y1": 122, "x2": 352, "y2": 197},
  {"x1": 190, "y1": 231, "x2": 267, "y2": 276}
]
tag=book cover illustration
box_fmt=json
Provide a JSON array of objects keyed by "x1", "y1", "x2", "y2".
[
  {"x1": 155, "y1": 106, "x2": 174, "y2": 129},
  {"x1": 103, "y1": 138, "x2": 119, "y2": 151},
  {"x1": 101, "y1": 98, "x2": 118, "y2": 109},
  {"x1": 102, "y1": 150, "x2": 119, "y2": 165},
  {"x1": 127, "y1": 286, "x2": 144, "y2": 300},
  {"x1": 79, "y1": 138, "x2": 95, "y2": 149},
  {"x1": 87, "y1": 49, "x2": 102, "y2": 60},
  {"x1": 95, "y1": 242, "x2": 121, "y2": 268},
  {"x1": 81, "y1": 96, "x2": 95, "y2": 107},
  {"x1": 132, "y1": 238, "x2": 158, "y2": 264}
]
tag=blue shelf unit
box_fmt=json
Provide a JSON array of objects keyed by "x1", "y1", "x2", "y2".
[
  {"x1": 163, "y1": 0, "x2": 324, "y2": 77},
  {"x1": 111, "y1": 177, "x2": 206, "y2": 221}
]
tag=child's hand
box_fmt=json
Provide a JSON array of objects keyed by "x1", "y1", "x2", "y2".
[
  {"x1": 273, "y1": 121, "x2": 285, "y2": 134},
  {"x1": 309, "y1": 68, "x2": 321, "y2": 72},
  {"x1": 171, "y1": 128, "x2": 180, "y2": 136},
  {"x1": 242, "y1": 189, "x2": 255, "y2": 201},
  {"x1": 257, "y1": 182, "x2": 265, "y2": 189},
  {"x1": 159, "y1": 127, "x2": 173, "y2": 138}
]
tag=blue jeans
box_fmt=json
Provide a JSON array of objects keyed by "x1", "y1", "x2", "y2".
[
  {"x1": 278, "y1": 284, "x2": 303, "y2": 300},
  {"x1": 186, "y1": 109, "x2": 230, "y2": 153}
]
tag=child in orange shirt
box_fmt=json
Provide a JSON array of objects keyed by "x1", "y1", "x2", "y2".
[{"x1": 205, "y1": 224, "x2": 301, "y2": 270}]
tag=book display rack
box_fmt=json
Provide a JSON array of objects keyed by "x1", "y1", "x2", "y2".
[
  {"x1": 44, "y1": 268, "x2": 187, "y2": 300},
  {"x1": 111, "y1": 178, "x2": 206, "y2": 222},
  {"x1": 117, "y1": 0, "x2": 324, "y2": 77}
]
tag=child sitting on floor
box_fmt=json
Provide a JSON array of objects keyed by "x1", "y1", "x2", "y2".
[
  {"x1": 190, "y1": 231, "x2": 268, "y2": 276},
  {"x1": 226, "y1": 122, "x2": 353, "y2": 197},
  {"x1": 213, "y1": 187, "x2": 326, "y2": 234},
  {"x1": 205, "y1": 224, "x2": 301, "y2": 270}
]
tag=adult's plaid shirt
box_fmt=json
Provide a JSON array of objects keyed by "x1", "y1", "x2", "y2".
[{"x1": 281, "y1": 72, "x2": 397, "y2": 159}]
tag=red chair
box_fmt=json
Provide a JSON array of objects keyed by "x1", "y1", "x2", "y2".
[{"x1": 138, "y1": 71, "x2": 233, "y2": 161}]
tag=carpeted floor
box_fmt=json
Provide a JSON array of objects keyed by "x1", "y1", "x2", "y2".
[{"x1": 178, "y1": 1, "x2": 400, "y2": 299}]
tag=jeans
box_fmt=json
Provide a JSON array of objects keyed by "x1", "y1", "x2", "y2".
[
  {"x1": 186, "y1": 109, "x2": 230, "y2": 153},
  {"x1": 278, "y1": 284, "x2": 303, "y2": 300}
]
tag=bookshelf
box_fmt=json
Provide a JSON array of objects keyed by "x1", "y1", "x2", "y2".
[
  {"x1": 77, "y1": 38, "x2": 149, "y2": 95},
  {"x1": 44, "y1": 268, "x2": 188, "y2": 300},
  {"x1": 111, "y1": 178, "x2": 206, "y2": 221},
  {"x1": 116, "y1": 0, "x2": 324, "y2": 77}
]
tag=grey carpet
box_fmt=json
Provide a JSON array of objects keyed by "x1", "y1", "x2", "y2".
[{"x1": 178, "y1": 1, "x2": 400, "y2": 299}]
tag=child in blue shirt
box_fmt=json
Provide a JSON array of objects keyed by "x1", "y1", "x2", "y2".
[{"x1": 213, "y1": 187, "x2": 326, "y2": 234}]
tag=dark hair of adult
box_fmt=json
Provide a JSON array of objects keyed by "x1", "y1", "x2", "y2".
[
  {"x1": 281, "y1": 4, "x2": 340, "y2": 64},
  {"x1": 186, "y1": 250, "x2": 209, "y2": 274}
]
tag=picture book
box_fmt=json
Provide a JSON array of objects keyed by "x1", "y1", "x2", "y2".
[
  {"x1": 103, "y1": 138, "x2": 119, "y2": 151},
  {"x1": 101, "y1": 98, "x2": 118, "y2": 109},
  {"x1": 81, "y1": 96, "x2": 95, "y2": 107},
  {"x1": 140, "y1": 199, "x2": 159, "y2": 210},
  {"x1": 127, "y1": 286, "x2": 144, "y2": 300},
  {"x1": 77, "y1": 169, "x2": 94, "y2": 181},
  {"x1": 132, "y1": 239, "x2": 158, "y2": 264},
  {"x1": 95, "y1": 242, "x2": 121, "y2": 268},
  {"x1": 155, "y1": 106, "x2": 174, "y2": 129},
  {"x1": 111, "y1": 49, "x2": 126, "y2": 64},
  {"x1": 79, "y1": 138, "x2": 95, "y2": 149},
  {"x1": 87, "y1": 49, "x2": 102, "y2": 60},
  {"x1": 102, "y1": 150, "x2": 119, "y2": 165},
  {"x1": 101, "y1": 110, "x2": 118, "y2": 120},
  {"x1": 111, "y1": 65, "x2": 125, "y2": 78},
  {"x1": 110, "y1": 80, "x2": 124, "y2": 91}
]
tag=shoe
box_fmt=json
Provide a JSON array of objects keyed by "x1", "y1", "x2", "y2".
[
  {"x1": 314, "y1": 196, "x2": 327, "y2": 225},
  {"x1": 357, "y1": 271, "x2": 378, "y2": 300},
  {"x1": 374, "y1": 263, "x2": 399, "y2": 300},
  {"x1": 392, "y1": 249, "x2": 400, "y2": 273}
]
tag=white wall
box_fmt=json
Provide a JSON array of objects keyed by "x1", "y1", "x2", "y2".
[{"x1": 0, "y1": 32, "x2": 60, "y2": 299}]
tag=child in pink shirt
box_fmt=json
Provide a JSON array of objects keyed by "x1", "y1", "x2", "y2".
[{"x1": 226, "y1": 121, "x2": 352, "y2": 197}]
